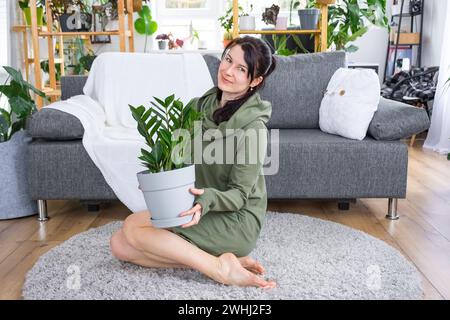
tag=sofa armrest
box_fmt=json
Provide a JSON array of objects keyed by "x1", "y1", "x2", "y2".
[
  {"x1": 60, "y1": 75, "x2": 88, "y2": 100},
  {"x1": 368, "y1": 97, "x2": 430, "y2": 140}
]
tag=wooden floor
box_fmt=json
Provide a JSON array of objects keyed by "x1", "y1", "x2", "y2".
[{"x1": 1, "y1": 135, "x2": 449, "y2": 300}]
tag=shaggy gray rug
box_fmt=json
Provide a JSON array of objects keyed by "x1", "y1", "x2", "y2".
[{"x1": 23, "y1": 212, "x2": 422, "y2": 300}]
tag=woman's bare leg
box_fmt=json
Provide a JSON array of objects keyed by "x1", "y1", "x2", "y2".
[
  {"x1": 112, "y1": 228, "x2": 264, "y2": 274},
  {"x1": 111, "y1": 229, "x2": 188, "y2": 268},
  {"x1": 119, "y1": 211, "x2": 276, "y2": 288}
]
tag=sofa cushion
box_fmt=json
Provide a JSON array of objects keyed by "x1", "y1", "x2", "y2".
[
  {"x1": 261, "y1": 51, "x2": 346, "y2": 129},
  {"x1": 368, "y1": 97, "x2": 430, "y2": 140},
  {"x1": 319, "y1": 68, "x2": 380, "y2": 140},
  {"x1": 26, "y1": 109, "x2": 84, "y2": 140},
  {"x1": 265, "y1": 129, "x2": 408, "y2": 199}
]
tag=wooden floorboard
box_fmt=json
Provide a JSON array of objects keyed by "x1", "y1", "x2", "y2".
[{"x1": 0, "y1": 137, "x2": 448, "y2": 300}]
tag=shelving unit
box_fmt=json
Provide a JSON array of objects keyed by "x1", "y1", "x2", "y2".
[
  {"x1": 231, "y1": 0, "x2": 334, "y2": 52},
  {"x1": 13, "y1": 0, "x2": 135, "y2": 108},
  {"x1": 383, "y1": 0, "x2": 424, "y2": 82}
]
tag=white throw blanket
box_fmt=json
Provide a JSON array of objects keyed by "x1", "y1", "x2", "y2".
[{"x1": 45, "y1": 52, "x2": 214, "y2": 212}]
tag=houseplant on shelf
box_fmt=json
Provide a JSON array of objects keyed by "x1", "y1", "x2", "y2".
[
  {"x1": 218, "y1": 2, "x2": 242, "y2": 48},
  {"x1": 239, "y1": 5, "x2": 255, "y2": 31},
  {"x1": 155, "y1": 33, "x2": 169, "y2": 50},
  {"x1": 297, "y1": 0, "x2": 320, "y2": 30},
  {"x1": 129, "y1": 94, "x2": 203, "y2": 228},
  {"x1": 18, "y1": 0, "x2": 45, "y2": 26},
  {"x1": 0, "y1": 66, "x2": 45, "y2": 220}
]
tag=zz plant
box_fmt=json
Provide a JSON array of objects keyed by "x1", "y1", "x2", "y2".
[{"x1": 129, "y1": 94, "x2": 203, "y2": 173}]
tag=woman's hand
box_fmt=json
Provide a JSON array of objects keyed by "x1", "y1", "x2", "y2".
[{"x1": 179, "y1": 188, "x2": 204, "y2": 228}]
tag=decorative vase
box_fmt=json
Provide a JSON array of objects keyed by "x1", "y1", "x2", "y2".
[
  {"x1": 22, "y1": 7, "x2": 43, "y2": 26},
  {"x1": 137, "y1": 165, "x2": 195, "y2": 228},
  {"x1": 0, "y1": 131, "x2": 37, "y2": 220},
  {"x1": 239, "y1": 15, "x2": 256, "y2": 30},
  {"x1": 275, "y1": 16, "x2": 288, "y2": 30},
  {"x1": 298, "y1": 8, "x2": 320, "y2": 30}
]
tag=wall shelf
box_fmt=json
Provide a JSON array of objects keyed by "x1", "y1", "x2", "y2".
[
  {"x1": 231, "y1": 0, "x2": 334, "y2": 52},
  {"x1": 12, "y1": 0, "x2": 135, "y2": 108}
]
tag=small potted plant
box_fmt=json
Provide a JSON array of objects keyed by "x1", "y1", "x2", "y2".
[
  {"x1": 18, "y1": 0, "x2": 45, "y2": 26},
  {"x1": 155, "y1": 33, "x2": 169, "y2": 50},
  {"x1": 218, "y1": 3, "x2": 242, "y2": 48},
  {"x1": 0, "y1": 66, "x2": 45, "y2": 220},
  {"x1": 129, "y1": 94, "x2": 203, "y2": 228},
  {"x1": 239, "y1": 5, "x2": 255, "y2": 31},
  {"x1": 262, "y1": 4, "x2": 280, "y2": 28},
  {"x1": 298, "y1": 0, "x2": 320, "y2": 30}
]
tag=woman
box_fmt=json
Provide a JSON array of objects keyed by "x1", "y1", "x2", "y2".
[{"x1": 110, "y1": 36, "x2": 277, "y2": 289}]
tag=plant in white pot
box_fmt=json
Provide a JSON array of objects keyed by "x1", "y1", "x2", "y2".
[
  {"x1": 0, "y1": 66, "x2": 45, "y2": 220},
  {"x1": 129, "y1": 94, "x2": 203, "y2": 228}
]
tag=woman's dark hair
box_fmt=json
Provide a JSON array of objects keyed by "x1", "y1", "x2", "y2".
[{"x1": 213, "y1": 36, "x2": 276, "y2": 124}]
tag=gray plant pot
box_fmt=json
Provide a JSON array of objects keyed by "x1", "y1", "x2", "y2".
[
  {"x1": 0, "y1": 131, "x2": 37, "y2": 220},
  {"x1": 158, "y1": 40, "x2": 168, "y2": 50},
  {"x1": 298, "y1": 8, "x2": 320, "y2": 30},
  {"x1": 137, "y1": 165, "x2": 195, "y2": 228}
]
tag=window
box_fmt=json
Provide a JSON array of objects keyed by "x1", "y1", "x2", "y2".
[{"x1": 153, "y1": 0, "x2": 223, "y2": 49}]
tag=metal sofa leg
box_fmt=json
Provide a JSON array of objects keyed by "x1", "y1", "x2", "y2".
[
  {"x1": 386, "y1": 198, "x2": 399, "y2": 220},
  {"x1": 37, "y1": 200, "x2": 49, "y2": 222}
]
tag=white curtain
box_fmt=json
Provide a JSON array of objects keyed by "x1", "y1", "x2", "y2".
[{"x1": 423, "y1": 2, "x2": 450, "y2": 154}]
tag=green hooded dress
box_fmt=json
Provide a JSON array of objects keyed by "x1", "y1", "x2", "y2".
[{"x1": 170, "y1": 87, "x2": 272, "y2": 257}]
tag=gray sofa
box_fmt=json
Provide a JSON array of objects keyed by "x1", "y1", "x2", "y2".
[{"x1": 26, "y1": 51, "x2": 430, "y2": 221}]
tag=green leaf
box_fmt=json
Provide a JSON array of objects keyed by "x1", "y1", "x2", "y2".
[
  {"x1": 164, "y1": 94, "x2": 175, "y2": 107},
  {"x1": 9, "y1": 96, "x2": 35, "y2": 119}
]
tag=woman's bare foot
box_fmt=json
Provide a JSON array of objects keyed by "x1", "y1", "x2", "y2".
[
  {"x1": 238, "y1": 256, "x2": 265, "y2": 275},
  {"x1": 215, "y1": 253, "x2": 276, "y2": 289}
]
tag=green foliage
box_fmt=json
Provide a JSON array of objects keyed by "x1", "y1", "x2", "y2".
[
  {"x1": 18, "y1": 0, "x2": 45, "y2": 9},
  {"x1": 0, "y1": 66, "x2": 45, "y2": 142},
  {"x1": 269, "y1": 34, "x2": 310, "y2": 56},
  {"x1": 327, "y1": 0, "x2": 388, "y2": 52},
  {"x1": 40, "y1": 60, "x2": 62, "y2": 82},
  {"x1": 134, "y1": 5, "x2": 158, "y2": 52},
  {"x1": 129, "y1": 95, "x2": 203, "y2": 173},
  {"x1": 218, "y1": 1, "x2": 243, "y2": 33}
]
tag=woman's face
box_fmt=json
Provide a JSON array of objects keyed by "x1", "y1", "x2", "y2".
[{"x1": 217, "y1": 45, "x2": 262, "y2": 97}]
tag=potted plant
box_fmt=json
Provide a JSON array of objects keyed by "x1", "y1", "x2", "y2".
[
  {"x1": 18, "y1": 0, "x2": 45, "y2": 26},
  {"x1": 134, "y1": 4, "x2": 158, "y2": 52},
  {"x1": 239, "y1": 5, "x2": 255, "y2": 31},
  {"x1": 129, "y1": 95, "x2": 203, "y2": 228},
  {"x1": 218, "y1": 2, "x2": 242, "y2": 48},
  {"x1": 298, "y1": 0, "x2": 320, "y2": 30},
  {"x1": 262, "y1": 4, "x2": 280, "y2": 28},
  {"x1": 0, "y1": 66, "x2": 45, "y2": 220},
  {"x1": 155, "y1": 33, "x2": 169, "y2": 50}
]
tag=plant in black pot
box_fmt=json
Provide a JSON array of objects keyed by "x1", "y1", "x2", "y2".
[
  {"x1": 0, "y1": 66, "x2": 45, "y2": 220},
  {"x1": 51, "y1": 0, "x2": 92, "y2": 32},
  {"x1": 129, "y1": 94, "x2": 203, "y2": 228}
]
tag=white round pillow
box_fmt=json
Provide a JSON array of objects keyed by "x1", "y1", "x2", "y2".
[{"x1": 319, "y1": 68, "x2": 380, "y2": 140}]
